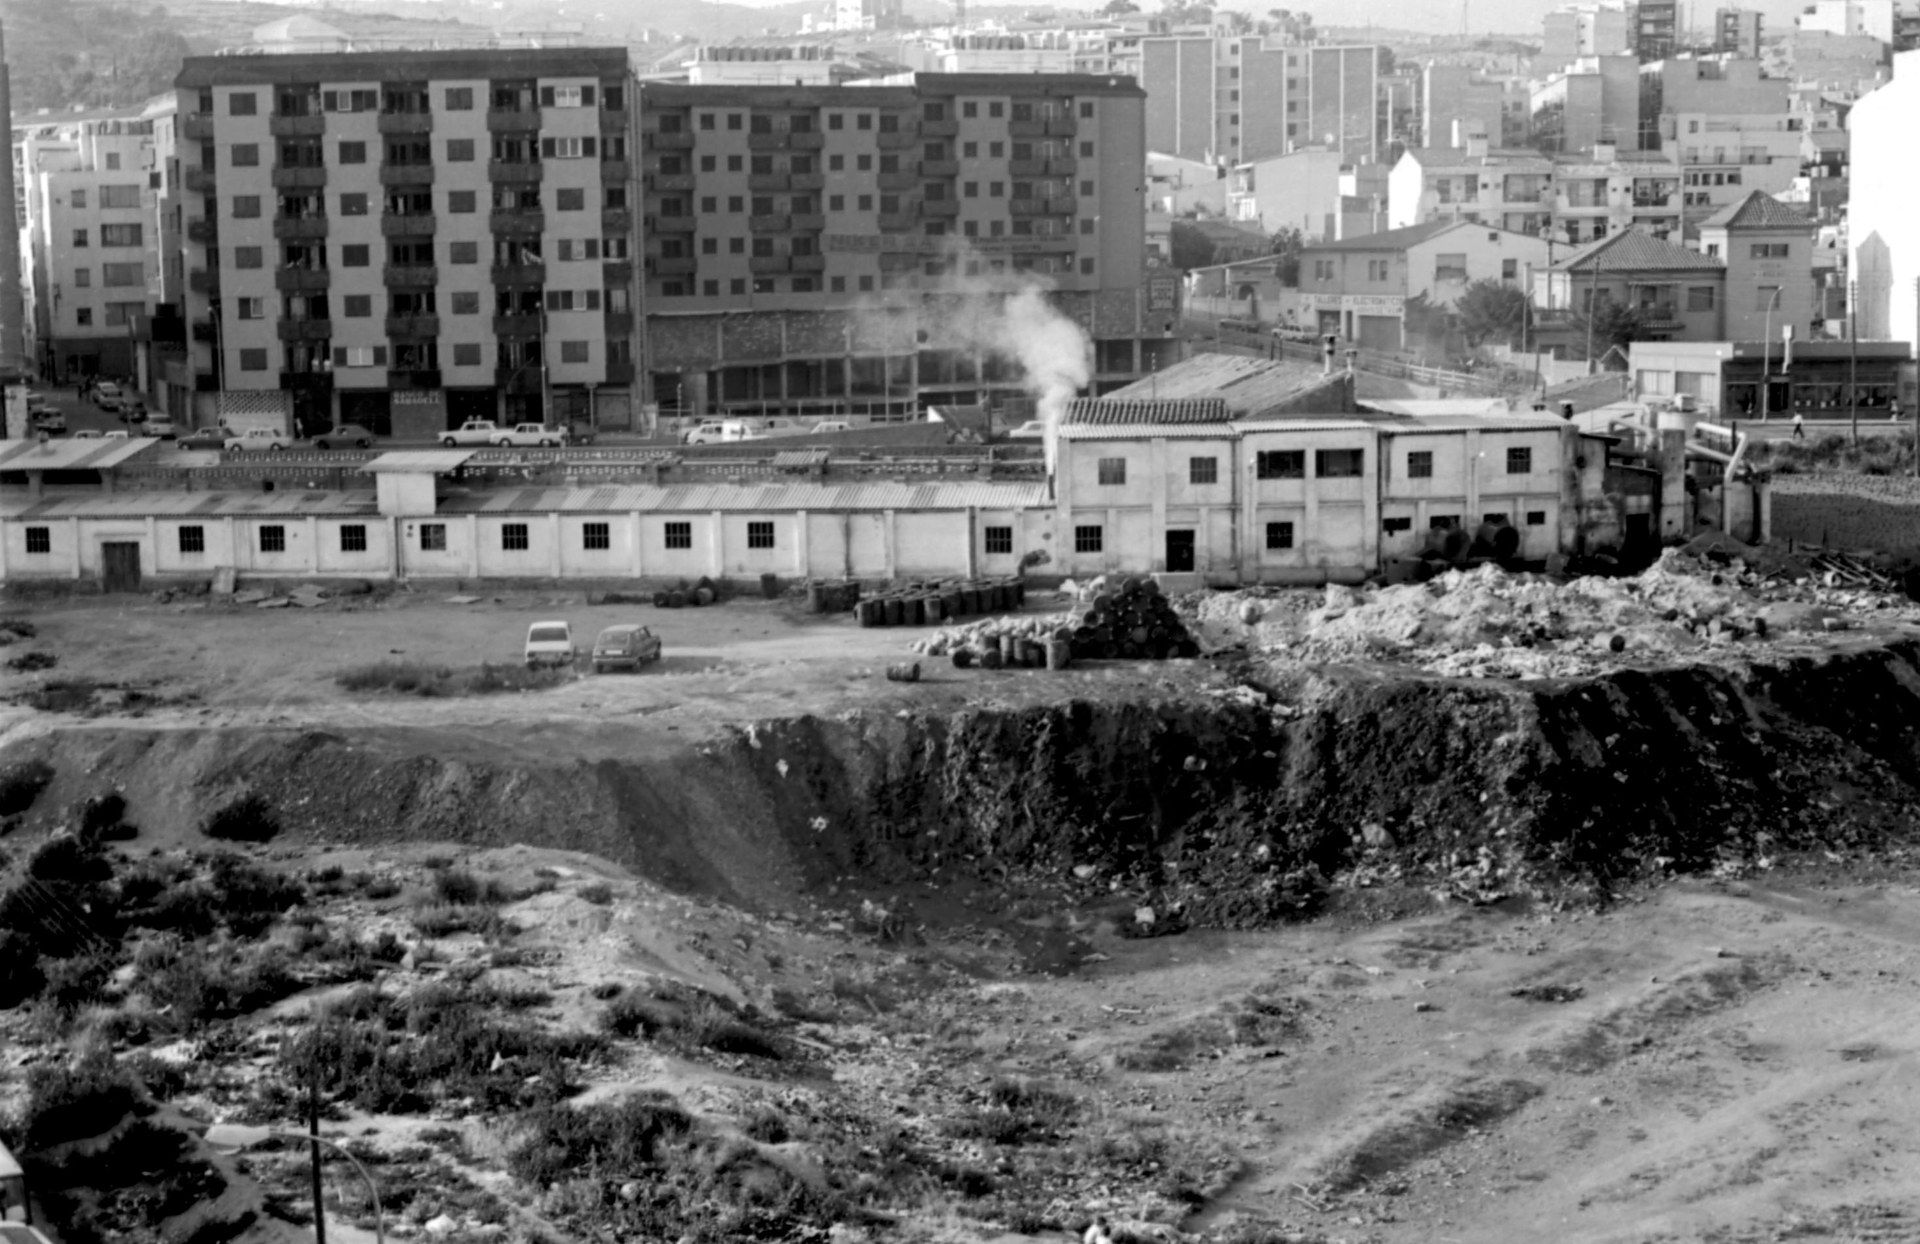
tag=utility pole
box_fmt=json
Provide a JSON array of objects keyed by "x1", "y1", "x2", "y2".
[
  {"x1": 1913, "y1": 277, "x2": 1919, "y2": 479},
  {"x1": 0, "y1": 20, "x2": 27, "y2": 388},
  {"x1": 308, "y1": 1060, "x2": 328, "y2": 1244},
  {"x1": 1849, "y1": 278, "x2": 1859, "y2": 444}
]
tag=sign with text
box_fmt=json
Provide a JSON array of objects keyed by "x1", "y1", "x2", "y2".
[{"x1": 3, "y1": 387, "x2": 26, "y2": 440}]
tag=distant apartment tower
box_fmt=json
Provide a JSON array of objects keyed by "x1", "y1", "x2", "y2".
[
  {"x1": 639, "y1": 75, "x2": 1166, "y2": 418},
  {"x1": 1795, "y1": 0, "x2": 1896, "y2": 44},
  {"x1": 173, "y1": 47, "x2": 638, "y2": 437},
  {"x1": 1542, "y1": 4, "x2": 1633, "y2": 62},
  {"x1": 1715, "y1": 8, "x2": 1764, "y2": 58},
  {"x1": 18, "y1": 111, "x2": 158, "y2": 382},
  {"x1": 834, "y1": 0, "x2": 903, "y2": 33},
  {"x1": 1420, "y1": 63, "x2": 1508, "y2": 149},
  {"x1": 1528, "y1": 55, "x2": 1641, "y2": 151},
  {"x1": 1636, "y1": 0, "x2": 1680, "y2": 61},
  {"x1": 690, "y1": 45, "x2": 839, "y2": 87},
  {"x1": 1139, "y1": 35, "x2": 1382, "y2": 166}
]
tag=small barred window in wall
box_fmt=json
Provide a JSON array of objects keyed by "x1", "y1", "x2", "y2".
[
  {"x1": 178, "y1": 526, "x2": 205, "y2": 554},
  {"x1": 502, "y1": 523, "x2": 530, "y2": 551},
  {"x1": 1316, "y1": 449, "x2": 1363, "y2": 478},
  {"x1": 24, "y1": 527, "x2": 49, "y2": 555},
  {"x1": 1189, "y1": 458, "x2": 1218, "y2": 485},
  {"x1": 747, "y1": 521, "x2": 775, "y2": 550},
  {"x1": 1383, "y1": 517, "x2": 1412, "y2": 534},
  {"x1": 1266, "y1": 522, "x2": 1294, "y2": 550},
  {"x1": 1526, "y1": 511, "x2": 1547, "y2": 526},
  {"x1": 1097, "y1": 457, "x2": 1126, "y2": 485},
  {"x1": 1256, "y1": 450, "x2": 1304, "y2": 480},
  {"x1": 984, "y1": 526, "x2": 1013, "y2": 555},
  {"x1": 1407, "y1": 451, "x2": 1433, "y2": 478},
  {"x1": 260, "y1": 526, "x2": 286, "y2": 554},
  {"x1": 1506, "y1": 447, "x2": 1532, "y2": 474},
  {"x1": 664, "y1": 521, "x2": 692, "y2": 550},
  {"x1": 1483, "y1": 513, "x2": 1510, "y2": 526},
  {"x1": 1074, "y1": 525, "x2": 1103, "y2": 554},
  {"x1": 420, "y1": 523, "x2": 447, "y2": 551},
  {"x1": 340, "y1": 525, "x2": 367, "y2": 553},
  {"x1": 582, "y1": 522, "x2": 611, "y2": 551}
]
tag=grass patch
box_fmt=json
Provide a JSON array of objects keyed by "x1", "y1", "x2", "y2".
[
  {"x1": 132, "y1": 934, "x2": 303, "y2": 1028},
  {"x1": 19, "y1": 1043, "x2": 150, "y2": 1149},
  {"x1": 410, "y1": 903, "x2": 513, "y2": 939},
  {"x1": 335, "y1": 662, "x2": 574, "y2": 697},
  {"x1": 602, "y1": 989, "x2": 785, "y2": 1061},
  {"x1": 432, "y1": 868, "x2": 511, "y2": 906},
  {"x1": 946, "y1": 1078, "x2": 1079, "y2": 1146}
]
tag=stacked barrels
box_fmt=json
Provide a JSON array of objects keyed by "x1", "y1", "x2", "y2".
[
  {"x1": 855, "y1": 575, "x2": 1027, "y2": 628},
  {"x1": 1066, "y1": 576, "x2": 1200, "y2": 661},
  {"x1": 652, "y1": 576, "x2": 720, "y2": 609},
  {"x1": 805, "y1": 579, "x2": 863, "y2": 614}
]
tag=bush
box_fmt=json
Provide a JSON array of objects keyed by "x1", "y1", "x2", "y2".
[
  {"x1": 433, "y1": 869, "x2": 510, "y2": 906},
  {"x1": 577, "y1": 882, "x2": 615, "y2": 906},
  {"x1": 22, "y1": 1044, "x2": 147, "y2": 1149},
  {"x1": 335, "y1": 663, "x2": 574, "y2": 698},
  {"x1": 135, "y1": 936, "x2": 302, "y2": 1027},
  {"x1": 0, "y1": 759, "x2": 54, "y2": 815},
  {"x1": 77, "y1": 793, "x2": 127, "y2": 839},
  {"x1": 200, "y1": 793, "x2": 280, "y2": 844},
  {"x1": 603, "y1": 994, "x2": 669, "y2": 1038},
  {"x1": 945, "y1": 1078, "x2": 1078, "y2": 1146},
  {"x1": 0, "y1": 928, "x2": 46, "y2": 1009},
  {"x1": 363, "y1": 876, "x2": 402, "y2": 901},
  {"x1": 506, "y1": 1094, "x2": 693, "y2": 1188},
  {"x1": 740, "y1": 1106, "x2": 790, "y2": 1144},
  {"x1": 685, "y1": 1003, "x2": 783, "y2": 1061},
  {"x1": 410, "y1": 903, "x2": 511, "y2": 939},
  {"x1": 28, "y1": 835, "x2": 112, "y2": 884}
]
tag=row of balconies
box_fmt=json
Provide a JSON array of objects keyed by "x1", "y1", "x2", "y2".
[
  {"x1": 1008, "y1": 157, "x2": 1078, "y2": 178},
  {"x1": 267, "y1": 363, "x2": 636, "y2": 390},
  {"x1": 1008, "y1": 117, "x2": 1076, "y2": 139},
  {"x1": 744, "y1": 253, "x2": 829, "y2": 274},
  {"x1": 745, "y1": 131, "x2": 827, "y2": 150},
  {"x1": 202, "y1": 258, "x2": 636, "y2": 298},
  {"x1": 746, "y1": 213, "x2": 827, "y2": 232},
  {"x1": 1008, "y1": 196, "x2": 1078, "y2": 216}
]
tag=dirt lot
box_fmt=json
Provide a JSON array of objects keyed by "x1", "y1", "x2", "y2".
[{"x1": 4, "y1": 587, "x2": 1920, "y2": 1243}]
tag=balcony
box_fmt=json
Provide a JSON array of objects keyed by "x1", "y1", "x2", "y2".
[
  {"x1": 749, "y1": 214, "x2": 791, "y2": 232},
  {"x1": 1633, "y1": 194, "x2": 1674, "y2": 208},
  {"x1": 385, "y1": 314, "x2": 440, "y2": 338},
  {"x1": 645, "y1": 129, "x2": 694, "y2": 150},
  {"x1": 791, "y1": 253, "x2": 826, "y2": 272},
  {"x1": 380, "y1": 164, "x2": 434, "y2": 187},
  {"x1": 599, "y1": 105, "x2": 630, "y2": 131},
  {"x1": 920, "y1": 159, "x2": 960, "y2": 178},
  {"x1": 1009, "y1": 158, "x2": 1048, "y2": 177},
  {"x1": 271, "y1": 166, "x2": 326, "y2": 191},
  {"x1": 878, "y1": 212, "x2": 917, "y2": 232},
  {"x1": 604, "y1": 311, "x2": 635, "y2": 335},
  {"x1": 190, "y1": 319, "x2": 216, "y2": 343},
  {"x1": 493, "y1": 314, "x2": 543, "y2": 338},
  {"x1": 188, "y1": 268, "x2": 218, "y2": 294},
  {"x1": 749, "y1": 255, "x2": 790, "y2": 274},
  {"x1": 1048, "y1": 157, "x2": 1079, "y2": 177},
  {"x1": 1044, "y1": 196, "x2": 1079, "y2": 215},
  {"x1": 1009, "y1": 119, "x2": 1047, "y2": 138},
  {"x1": 649, "y1": 214, "x2": 695, "y2": 234},
  {"x1": 381, "y1": 215, "x2": 436, "y2": 237},
  {"x1": 383, "y1": 264, "x2": 438, "y2": 289},
  {"x1": 1637, "y1": 303, "x2": 1681, "y2": 327},
  {"x1": 387, "y1": 368, "x2": 442, "y2": 390},
  {"x1": 490, "y1": 262, "x2": 545, "y2": 286},
  {"x1": 789, "y1": 173, "x2": 825, "y2": 191},
  {"x1": 605, "y1": 360, "x2": 635, "y2": 385},
  {"x1": 649, "y1": 171, "x2": 695, "y2": 193},
  {"x1": 270, "y1": 114, "x2": 325, "y2": 138},
  {"x1": 879, "y1": 251, "x2": 921, "y2": 272},
  {"x1": 919, "y1": 200, "x2": 959, "y2": 218},
  {"x1": 273, "y1": 216, "x2": 328, "y2": 241},
  {"x1": 920, "y1": 118, "x2": 959, "y2": 138},
  {"x1": 377, "y1": 112, "x2": 433, "y2": 135},
  {"x1": 280, "y1": 370, "x2": 334, "y2": 390},
  {"x1": 1046, "y1": 117, "x2": 1077, "y2": 137},
  {"x1": 602, "y1": 208, "x2": 633, "y2": 234},
  {"x1": 184, "y1": 167, "x2": 215, "y2": 193},
  {"x1": 185, "y1": 218, "x2": 217, "y2": 244},
  {"x1": 747, "y1": 131, "x2": 791, "y2": 150},
  {"x1": 876, "y1": 129, "x2": 918, "y2": 150},
  {"x1": 488, "y1": 108, "x2": 541, "y2": 134},
  {"x1": 488, "y1": 160, "x2": 542, "y2": 185},
  {"x1": 490, "y1": 209, "x2": 544, "y2": 235},
  {"x1": 789, "y1": 213, "x2": 826, "y2": 230},
  {"x1": 181, "y1": 114, "x2": 214, "y2": 141},
  {"x1": 877, "y1": 170, "x2": 920, "y2": 192},
  {"x1": 649, "y1": 255, "x2": 696, "y2": 276},
  {"x1": 788, "y1": 131, "x2": 824, "y2": 149},
  {"x1": 277, "y1": 319, "x2": 333, "y2": 342},
  {"x1": 600, "y1": 158, "x2": 631, "y2": 183},
  {"x1": 603, "y1": 260, "x2": 635, "y2": 285},
  {"x1": 274, "y1": 268, "x2": 329, "y2": 292},
  {"x1": 748, "y1": 173, "x2": 790, "y2": 192}
]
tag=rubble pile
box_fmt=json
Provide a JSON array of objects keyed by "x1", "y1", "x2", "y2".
[{"x1": 1181, "y1": 544, "x2": 1920, "y2": 681}]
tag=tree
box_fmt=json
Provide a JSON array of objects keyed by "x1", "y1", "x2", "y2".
[
  {"x1": 1170, "y1": 221, "x2": 1218, "y2": 272},
  {"x1": 1103, "y1": 0, "x2": 1141, "y2": 13},
  {"x1": 1267, "y1": 225, "x2": 1306, "y2": 286},
  {"x1": 1218, "y1": 9, "x2": 1253, "y2": 33},
  {"x1": 1455, "y1": 279, "x2": 1529, "y2": 349},
  {"x1": 1399, "y1": 293, "x2": 1454, "y2": 358},
  {"x1": 1573, "y1": 302, "x2": 1652, "y2": 360}
]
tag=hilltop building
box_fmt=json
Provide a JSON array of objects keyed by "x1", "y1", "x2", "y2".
[{"x1": 1138, "y1": 34, "x2": 1384, "y2": 167}]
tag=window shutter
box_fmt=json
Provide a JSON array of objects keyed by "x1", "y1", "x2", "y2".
[
  {"x1": 582, "y1": 136, "x2": 596, "y2": 157},
  {"x1": 540, "y1": 137, "x2": 556, "y2": 158},
  {"x1": 545, "y1": 290, "x2": 560, "y2": 312},
  {"x1": 586, "y1": 290, "x2": 601, "y2": 310},
  {"x1": 585, "y1": 239, "x2": 599, "y2": 259},
  {"x1": 539, "y1": 86, "x2": 555, "y2": 107},
  {"x1": 581, "y1": 85, "x2": 596, "y2": 106},
  {"x1": 373, "y1": 346, "x2": 388, "y2": 366},
  {"x1": 332, "y1": 347, "x2": 347, "y2": 367},
  {"x1": 322, "y1": 91, "x2": 338, "y2": 111}
]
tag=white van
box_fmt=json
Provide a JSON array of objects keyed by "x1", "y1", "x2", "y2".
[{"x1": 686, "y1": 419, "x2": 764, "y2": 445}]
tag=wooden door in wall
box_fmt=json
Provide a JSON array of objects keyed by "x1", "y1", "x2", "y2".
[
  {"x1": 100, "y1": 543, "x2": 142, "y2": 593},
  {"x1": 1165, "y1": 529, "x2": 1196, "y2": 573}
]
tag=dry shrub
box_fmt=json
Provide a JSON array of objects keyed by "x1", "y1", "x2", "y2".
[
  {"x1": 335, "y1": 662, "x2": 572, "y2": 697},
  {"x1": 200, "y1": 792, "x2": 280, "y2": 843}
]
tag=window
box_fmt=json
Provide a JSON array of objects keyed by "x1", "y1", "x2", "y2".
[
  {"x1": 1316, "y1": 449, "x2": 1363, "y2": 478},
  {"x1": 1382, "y1": 517, "x2": 1413, "y2": 534},
  {"x1": 582, "y1": 522, "x2": 611, "y2": 550},
  {"x1": 23, "y1": 527, "x2": 49, "y2": 555},
  {"x1": 1755, "y1": 285, "x2": 1780, "y2": 312},
  {"x1": 445, "y1": 87, "x2": 473, "y2": 110},
  {"x1": 1526, "y1": 510, "x2": 1547, "y2": 526},
  {"x1": 337, "y1": 345, "x2": 386, "y2": 367},
  {"x1": 451, "y1": 291, "x2": 480, "y2": 314},
  {"x1": 338, "y1": 141, "x2": 366, "y2": 164},
  {"x1": 343, "y1": 294, "x2": 372, "y2": 317},
  {"x1": 1255, "y1": 450, "x2": 1304, "y2": 479},
  {"x1": 1501, "y1": 258, "x2": 1517, "y2": 280},
  {"x1": 984, "y1": 525, "x2": 1013, "y2": 555},
  {"x1": 448, "y1": 190, "x2": 477, "y2": 213},
  {"x1": 259, "y1": 525, "x2": 286, "y2": 553},
  {"x1": 228, "y1": 91, "x2": 257, "y2": 116},
  {"x1": 239, "y1": 348, "x2": 268, "y2": 371},
  {"x1": 343, "y1": 244, "x2": 370, "y2": 267},
  {"x1": 1189, "y1": 457, "x2": 1218, "y2": 485},
  {"x1": 556, "y1": 187, "x2": 585, "y2": 211},
  {"x1": 1430, "y1": 515, "x2": 1460, "y2": 530},
  {"x1": 541, "y1": 84, "x2": 593, "y2": 108},
  {"x1": 1407, "y1": 451, "x2": 1433, "y2": 478},
  {"x1": 1505, "y1": 446, "x2": 1532, "y2": 474},
  {"x1": 75, "y1": 309, "x2": 91, "y2": 327},
  {"x1": 560, "y1": 340, "x2": 589, "y2": 363},
  {"x1": 1483, "y1": 513, "x2": 1510, "y2": 526},
  {"x1": 72, "y1": 269, "x2": 90, "y2": 288},
  {"x1": 237, "y1": 297, "x2": 264, "y2": 320},
  {"x1": 446, "y1": 138, "x2": 475, "y2": 162},
  {"x1": 1097, "y1": 457, "x2": 1126, "y2": 485},
  {"x1": 1687, "y1": 286, "x2": 1716, "y2": 312},
  {"x1": 449, "y1": 241, "x2": 478, "y2": 264},
  {"x1": 178, "y1": 526, "x2": 204, "y2": 554},
  {"x1": 746, "y1": 521, "x2": 775, "y2": 550},
  {"x1": 1074, "y1": 525, "x2": 1103, "y2": 554},
  {"x1": 1749, "y1": 242, "x2": 1789, "y2": 259},
  {"x1": 453, "y1": 343, "x2": 482, "y2": 366},
  {"x1": 664, "y1": 521, "x2": 692, "y2": 549},
  {"x1": 501, "y1": 523, "x2": 530, "y2": 551},
  {"x1": 233, "y1": 247, "x2": 262, "y2": 270},
  {"x1": 339, "y1": 524, "x2": 367, "y2": 553},
  {"x1": 1313, "y1": 259, "x2": 1333, "y2": 281},
  {"x1": 234, "y1": 194, "x2": 264, "y2": 219},
  {"x1": 540, "y1": 136, "x2": 597, "y2": 159},
  {"x1": 72, "y1": 227, "x2": 89, "y2": 249},
  {"x1": 340, "y1": 193, "x2": 369, "y2": 216},
  {"x1": 1368, "y1": 259, "x2": 1391, "y2": 282},
  {"x1": 1265, "y1": 522, "x2": 1294, "y2": 550}
]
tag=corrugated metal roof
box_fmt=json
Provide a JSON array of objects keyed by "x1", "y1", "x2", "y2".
[
  {"x1": 771, "y1": 448, "x2": 830, "y2": 467},
  {"x1": 1, "y1": 491, "x2": 381, "y2": 520},
  {"x1": 1065, "y1": 397, "x2": 1230, "y2": 426},
  {"x1": 1361, "y1": 399, "x2": 1513, "y2": 416},
  {"x1": 436, "y1": 479, "x2": 1050, "y2": 513},
  {"x1": 0, "y1": 437, "x2": 159, "y2": 472},
  {"x1": 360, "y1": 449, "x2": 477, "y2": 474},
  {"x1": 1087, "y1": 354, "x2": 1339, "y2": 420}
]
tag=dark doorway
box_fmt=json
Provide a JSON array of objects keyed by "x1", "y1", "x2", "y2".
[
  {"x1": 446, "y1": 389, "x2": 496, "y2": 427},
  {"x1": 338, "y1": 390, "x2": 392, "y2": 437},
  {"x1": 1165, "y1": 529, "x2": 1196, "y2": 573},
  {"x1": 100, "y1": 542, "x2": 141, "y2": 593}
]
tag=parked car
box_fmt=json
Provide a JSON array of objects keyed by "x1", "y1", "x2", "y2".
[
  {"x1": 1007, "y1": 420, "x2": 1048, "y2": 440},
  {"x1": 491, "y1": 422, "x2": 570, "y2": 447},
  {"x1": 523, "y1": 620, "x2": 576, "y2": 668},
  {"x1": 71, "y1": 429, "x2": 102, "y2": 440},
  {"x1": 685, "y1": 419, "x2": 763, "y2": 446},
  {"x1": 176, "y1": 428, "x2": 229, "y2": 451},
  {"x1": 311, "y1": 424, "x2": 375, "y2": 450},
  {"x1": 28, "y1": 410, "x2": 64, "y2": 434},
  {"x1": 102, "y1": 430, "x2": 129, "y2": 440},
  {"x1": 757, "y1": 417, "x2": 804, "y2": 438},
  {"x1": 441, "y1": 419, "x2": 502, "y2": 447},
  {"x1": 810, "y1": 420, "x2": 852, "y2": 435},
  {"x1": 590, "y1": 624, "x2": 663, "y2": 673},
  {"x1": 119, "y1": 403, "x2": 147, "y2": 424},
  {"x1": 90, "y1": 381, "x2": 125, "y2": 412},
  {"x1": 224, "y1": 428, "x2": 293, "y2": 452},
  {"x1": 142, "y1": 415, "x2": 176, "y2": 439},
  {"x1": 681, "y1": 419, "x2": 727, "y2": 445}
]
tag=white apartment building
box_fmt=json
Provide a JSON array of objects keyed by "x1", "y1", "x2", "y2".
[
  {"x1": 1797, "y1": 0, "x2": 1897, "y2": 44},
  {"x1": 1390, "y1": 137, "x2": 1682, "y2": 244}
]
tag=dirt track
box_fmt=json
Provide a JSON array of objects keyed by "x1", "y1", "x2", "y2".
[{"x1": 6, "y1": 589, "x2": 1920, "y2": 1242}]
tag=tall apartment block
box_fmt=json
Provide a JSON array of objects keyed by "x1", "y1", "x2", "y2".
[
  {"x1": 639, "y1": 75, "x2": 1170, "y2": 419},
  {"x1": 1541, "y1": 4, "x2": 1634, "y2": 63},
  {"x1": 1715, "y1": 8, "x2": 1765, "y2": 58},
  {"x1": 171, "y1": 48, "x2": 637, "y2": 437},
  {"x1": 17, "y1": 111, "x2": 159, "y2": 383},
  {"x1": 1138, "y1": 36, "x2": 1382, "y2": 167},
  {"x1": 1636, "y1": 0, "x2": 1680, "y2": 60}
]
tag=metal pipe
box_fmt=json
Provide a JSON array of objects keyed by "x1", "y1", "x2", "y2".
[{"x1": 0, "y1": 21, "x2": 26, "y2": 382}]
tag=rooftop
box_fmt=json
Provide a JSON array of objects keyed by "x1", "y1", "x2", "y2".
[
  {"x1": 360, "y1": 450, "x2": 478, "y2": 475},
  {"x1": 1551, "y1": 229, "x2": 1724, "y2": 274},
  {"x1": 177, "y1": 46, "x2": 628, "y2": 88},
  {"x1": 1698, "y1": 189, "x2": 1816, "y2": 231},
  {"x1": 1081, "y1": 355, "x2": 1343, "y2": 423},
  {"x1": 0, "y1": 437, "x2": 158, "y2": 473}
]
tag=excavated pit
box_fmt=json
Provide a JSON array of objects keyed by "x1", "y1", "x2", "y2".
[{"x1": 12, "y1": 638, "x2": 1920, "y2": 922}]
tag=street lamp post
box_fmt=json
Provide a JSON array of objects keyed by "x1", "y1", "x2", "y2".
[
  {"x1": 204, "y1": 1124, "x2": 385, "y2": 1244},
  {"x1": 1759, "y1": 286, "x2": 1783, "y2": 423}
]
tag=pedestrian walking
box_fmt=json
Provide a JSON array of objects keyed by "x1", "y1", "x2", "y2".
[
  {"x1": 1792, "y1": 411, "x2": 1806, "y2": 440},
  {"x1": 1892, "y1": 399, "x2": 1903, "y2": 423}
]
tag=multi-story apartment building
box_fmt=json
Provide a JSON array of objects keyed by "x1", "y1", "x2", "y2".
[
  {"x1": 1796, "y1": 0, "x2": 1896, "y2": 43},
  {"x1": 1715, "y1": 8, "x2": 1765, "y2": 58},
  {"x1": 1390, "y1": 138, "x2": 1682, "y2": 244},
  {"x1": 1543, "y1": 4, "x2": 1634, "y2": 63},
  {"x1": 1419, "y1": 64, "x2": 1509, "y2": 150},
  {"x1": 1670, "y1": 116, "x2": 1801, "y2": 217},
  {"x1": 1696, "y1": 190, "x2": 1818, "y2": 341},
  {"x1": 18, "y1": 111, "x2": 159, "y2": 383},
  {"x1": 1636, "y1": 0, "x2": 1680, "y2": 61},
  {"x1": 639, "y1": 74, "x2": 1168, "y2": 420},
  {"x1": 170, "y1": 47, "x2": 638, "y2": 437},
  {"x1": 1226, "y1": 148, "x2": 1388, "y2": 240},
  {"x1": 1527, "y1": 54, "x2": 1641, "y2": 151},
  {"x1": 1138, "y1": 35, "x2": 1383, "y2": 167},
  {"x1": 1297, "y1": 220, "x2": 1550, "y2": 349}
]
